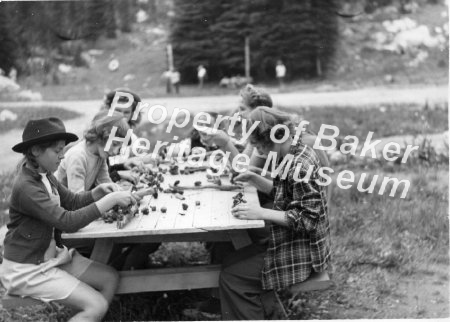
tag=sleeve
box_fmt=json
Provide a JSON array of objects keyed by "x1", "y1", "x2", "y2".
[
  {"x1": 284, "y1": 166, "x2": 324, "y2": 234},
  {"x1": 15, "y1": 183, "x2": 101, "y2": 233},
  {"x1": 65, "y1": 153, "x2": 88, "y2": 193},
  {"x1": 105, "y1": 157, "x2": 125, "y2": 182},
  {"x1": 109, "y1": 163, "x2": 127, "y2": 172},
  {"x1": 249, "y1": 146, "x2": 268, "y2": 168},
  {"x1": 95, "y1": 159, "x2": 113, "y2": 185},
  {"x1": 54, "y1": 176, "x2": 95, "y2": 211}
]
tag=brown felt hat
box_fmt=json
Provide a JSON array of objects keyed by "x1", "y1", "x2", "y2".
[{"x1": 12, "y1": 117, "x2": 78, "y2": 153}]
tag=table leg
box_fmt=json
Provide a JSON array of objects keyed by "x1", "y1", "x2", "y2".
[
  {"x1": 90, "y1": 239, "x2": 114, "y2": 264},
  {"x1": 228, "y1": 230, "x2": 252, "y2": 249}
]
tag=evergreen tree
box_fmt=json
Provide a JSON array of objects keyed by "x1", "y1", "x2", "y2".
[
  {"x1": 117, "y1": 0, "x2": 135, "y2": 33},
  {"x1": 88, "y1": 0, "x2": 117, "y2": 41},
  {"x1": 170, "y1": 0, "x2": 222, "y2": 82},
  {"x1": 212, "y1": 0, "x2": 252, "y2": 77},
  {"x1": 0, "y1": 3, "x2": 18, "y2": 74},
  {"x1": 105, "y1": 0, "x2": 117, "y2": 38},
  {"x1": 250, "y1": 0, "x2": 318, "y2": 79},
  {"x1": 170, "y1": 0, "x2": 339, "y2": 82},
  {"x1": 312, "y1": 0, "x2": 339, "y2": 76},
  {"x1": 0, "y1": 0, "x2": 121, "y2": 76}
]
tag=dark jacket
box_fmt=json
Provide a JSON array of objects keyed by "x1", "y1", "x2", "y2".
[{"x1": 3, "y1": 165, "x2": 101, "y2": 264}]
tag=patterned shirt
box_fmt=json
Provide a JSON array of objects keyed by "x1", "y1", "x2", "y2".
[{"x1": 262, "y1": 141, "x2": 331, "y2": 290}]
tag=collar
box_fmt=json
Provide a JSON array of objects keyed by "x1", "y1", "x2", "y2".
[
  {"x1": 275, "y1": 138, "x2": 306, "y2": 167},
  {"x1": 22, "y1": 163, "x2": 54, "y2": 182}
]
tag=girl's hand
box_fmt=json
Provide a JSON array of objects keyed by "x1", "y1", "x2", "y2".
[
  {"x1": 112, "y1": 191, "x2": 137, "y2": 208},
  {"x1": 118, "y1": 170, "x2": 139, "y2": 185},
  {"x1": 248, "y1": 165, "x2": 263, "y2": 175},
  {"x1": 92, "y1": 183, "x2": 119, "y2": 200},
  {"x1": 200, "y1": 129, "x2": 230, "y2": 148},
  {"x1": 96, "y1": 190, "x2": 137, "y2": 214},
  {"x1": 231, "y1": 202, "x2": 264, "y2": 221},
  {"x1": 124, "y1": 158, "x2": 145, "y2": 172},
  {"x1": 233, "y1": 171, "x2": 255, "y2": 184}
]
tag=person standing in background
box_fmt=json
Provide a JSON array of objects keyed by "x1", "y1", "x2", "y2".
[
  {"x1": 161, "y1": 69, "x2": 172, "y2": 94},
  {"x1": 9, "y1": 67, "x2": 17, "y2": 82},
  {"x1": 171, "y1": 68, "x2": 181, "y2": 94},
  {"x1": 275, "y1": 60, "x2": 286, "y2": 89},
  {"x1": 197, "y1": 65, "x2": 207, "y2": 89}
]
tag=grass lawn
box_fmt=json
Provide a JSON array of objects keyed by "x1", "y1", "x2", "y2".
[
  {"x1": 0, "y1": 104, "x2": 448, "y2": 320},
  {"x1": 281, "y1": 102, "x2": 449, "y2": 139},
  {"x1": 0, "y1": 107, "x2": 80, "y2": 134},
  {"x1": 282, "y1": 162, "x2": 449, "y2": 319}
]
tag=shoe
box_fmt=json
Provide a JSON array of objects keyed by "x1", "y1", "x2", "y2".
[{"x1": 196, "y1": 297, "x2": 221, "y2": 314}]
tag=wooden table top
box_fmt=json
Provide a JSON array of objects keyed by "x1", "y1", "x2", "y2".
[{"x1": 63, "y1": 164, "x2": 265, "y2": 239}]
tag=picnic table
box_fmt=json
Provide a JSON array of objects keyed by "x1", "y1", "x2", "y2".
[{"x1": 62, "y1": 164, "x2": 265, "y2": 294}]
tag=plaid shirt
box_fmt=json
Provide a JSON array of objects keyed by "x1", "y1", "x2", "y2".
[{"x1": 262, "y1": 141, "x2": 331, "y2": 290}]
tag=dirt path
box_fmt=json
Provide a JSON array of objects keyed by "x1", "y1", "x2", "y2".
[{"x1": 0, "y1": 84, "x2": 447, "y2": 172}]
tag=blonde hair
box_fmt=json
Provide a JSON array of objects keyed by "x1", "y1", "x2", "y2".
[{"x1": 84, "y1": 111, "x2": 130, "y2": 144}]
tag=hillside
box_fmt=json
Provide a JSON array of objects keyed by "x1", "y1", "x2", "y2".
[
  {"x1": 330, "y1": 1, "x2": 449, "y2": 87},
  {"x1": 17, "y1": 1, "x2": 449, "y2": 101}
]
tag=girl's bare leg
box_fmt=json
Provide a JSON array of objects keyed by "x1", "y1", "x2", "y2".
[
  {"x1": 57, "y1": 283, "x2": 109, "y2": 322},
  {"x1": 78, "y1": 260, "x2": 120, "y2": 303}
]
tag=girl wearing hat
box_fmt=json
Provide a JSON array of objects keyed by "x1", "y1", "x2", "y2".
[
  {"x1": 2, "y1": 117, "x2": 137, "y2": 321},
  {"x1": 220, "y1": 107, "x2": 331, "y2": 320}
]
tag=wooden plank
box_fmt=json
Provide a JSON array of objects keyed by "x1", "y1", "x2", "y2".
[
  {"x1": 90, "y1": 238, "x2": 114, "y2": 264},
  {"x1": 112, "y1": 231, "x2": 231, "y2": 244},
  {"x1": 154, "y1": 193, "x2": 181, "y2": 230},
  {"x1": 228, "y1": 230, "x2": 253, "y2": 249},
  {"x1": 200, "y1": 221, "x2": 264, "y2": 231},
  {"x1": 171, "y1": 183, "x2": 242, "y2": 191},
  {"x1": 117, "y1": 265, "x2": 221, "y2": 294},
  {"x1": 173, "y1": 197, "x2": 195, "y2": 229},
  {"x1": 138, "y1": 195, "x2": 164, "y2": 230},
  {"x1": 192, "y1": 190, "x2": 213, "y2": 228},
  {"x1": 212, "y1": 189, "x2": 231, "y2": 228},
  {"x1": 63, "y1": 216, "x2": 263, "y2": 239}
]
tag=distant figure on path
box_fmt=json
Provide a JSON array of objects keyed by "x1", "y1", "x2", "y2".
[
  {"x1": 170, "y1": 68, "x2": 181, "y2": 94},
  {"x1": 275, "y1": 60, "x2": 286, "y2": 89},
  {"x1": 197, "y1": 65, "x2": 207, "y2": 89},
  {"x1": 9, "y1": 67, "x2": 17, "y2": 82},
  {"x1": 161, "y1": 69, "x2": 172, "y2": 94}
]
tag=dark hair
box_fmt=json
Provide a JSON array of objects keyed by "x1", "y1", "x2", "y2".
[
  {"x1": 102, "y1": 88, "x2": 142, "y2": 128},
  {"x1": 84, "y1": 111, "x2": 130, "y2": 145},
  {"x1": 15, "y1": 141, "x2": 60, "y2": 176},
  {"x1": 239, "y1": 84, "x2": 273, "y2": 109},
  {"x1": 247, "y1": 106, "x2": 294, "y2": 147},
  {"x1": 207, "y1": 111, "x2": 218, "y2": 120}
]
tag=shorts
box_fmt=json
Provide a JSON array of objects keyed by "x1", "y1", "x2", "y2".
[{"x1": 0, "y1": 247, "x2": 93, "y2": 302}]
